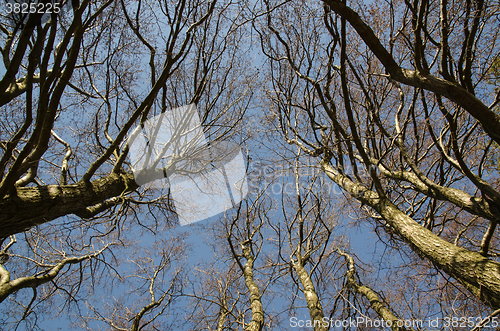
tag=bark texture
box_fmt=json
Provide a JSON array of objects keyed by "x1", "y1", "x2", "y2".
[
  {"x1": 242, "y1": 245, "x2": 264, "y2": 331},
  {"x1": 322, "y1": 0, "x2": 500, "y2": 145},
  {"x1": 339, "y1": 250, "x2": 410, "y2": 331},
  {"x1": 293, "y1": 261, "x2": 327, "y2": 331},
  {"x1": 0, "y1": 172, "x2": 138, "y2": 237},
  {"x1": 322, "y1": 161, "x2": 500, "y2": 309}
]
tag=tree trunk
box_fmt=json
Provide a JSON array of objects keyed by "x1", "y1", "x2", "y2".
[
  {"x1": 0, "y1": 172, "x2": 138, "y2": 237},
  {"x1": 322, "y1": 161, "x2": 500, "y2": 309},
  {"x1": 322, "y1": 0, "x2": 500, "y2": 145},
  {"x1": 293, "y1": 261, "x2": 327, "y2": 331},
  {"x1": 338, "y1": 250, "x2": 410, "y2": 331},
  {"x1": 242, "y1": 245, "x2": 264, "y2": 331}
]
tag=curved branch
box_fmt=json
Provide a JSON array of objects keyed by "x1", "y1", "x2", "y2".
[
  {"x1": 0, "y1": 246, "x2": 109, "y2": 303},
  {"x1": 0, "y1": 172, "x2": 138, "y2": 237},
  {"x1": 338, "y1": 250, "x2": 410, "y2": 331},
  {"x1": 321, "y1": 158, "x2": 500, "y2": 309},
  {"x1": 322, "y1": 0, "x2": 500, "y2": 145}
]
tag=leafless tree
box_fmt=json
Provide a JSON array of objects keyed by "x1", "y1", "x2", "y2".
[
  {"x1": 3, "y1": 0, "x2": 500, "y2": 328},
  {"x1": 255, "y1": 0, "x2": 500, "y2": 321},
  {"x1": 276, "y1": 150, "x2": 335, "y2": 331},
  {"x1": 183, "y1": 191, "x2": 271, "y2": 331},
  {"x1": 81, "y1": 237, "x2": 186, "y2": 331},
  {"x1": 0, "y1": 0, "x2": 255, "y2": 326}
]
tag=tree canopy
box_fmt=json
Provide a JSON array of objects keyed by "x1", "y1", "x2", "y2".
[{"x1": 1, "y1": 0, "x2": 500, "y2": 329}]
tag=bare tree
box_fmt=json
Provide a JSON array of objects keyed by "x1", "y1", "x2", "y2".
[
  {"x1": 256, "y1": 0, "x2": 500, "y2": 319},
  {"x1": 280, "y1": 150, "x2": 333, "y2": 331},
  {"x1": 0, "y1": 0, "x2": 255, "y2": 326},
  {"x1": 337, "y1": 249, "x2": 411, "y2": 331},
  {"x1": 3, "y1": 0, "x2": 500, "y2": 327},
  {"x1": 0, "y1": 0, "x2": 251, "y2": 236},
  {"x1": 188, "y1": 263, "x2": 245, "y2": 331},
  {"x1": 243, "y1": 141, "x2": 341, "y2": 330},
  {"x1": 82, "y1": 237, "x2": 186, "y2": 331},
  {"x1": 183, "y1": 194, "x2": 270, "y2": 331},
  {"x1": 226, "y1": 196, "x2": 268, "y2": 331}
]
